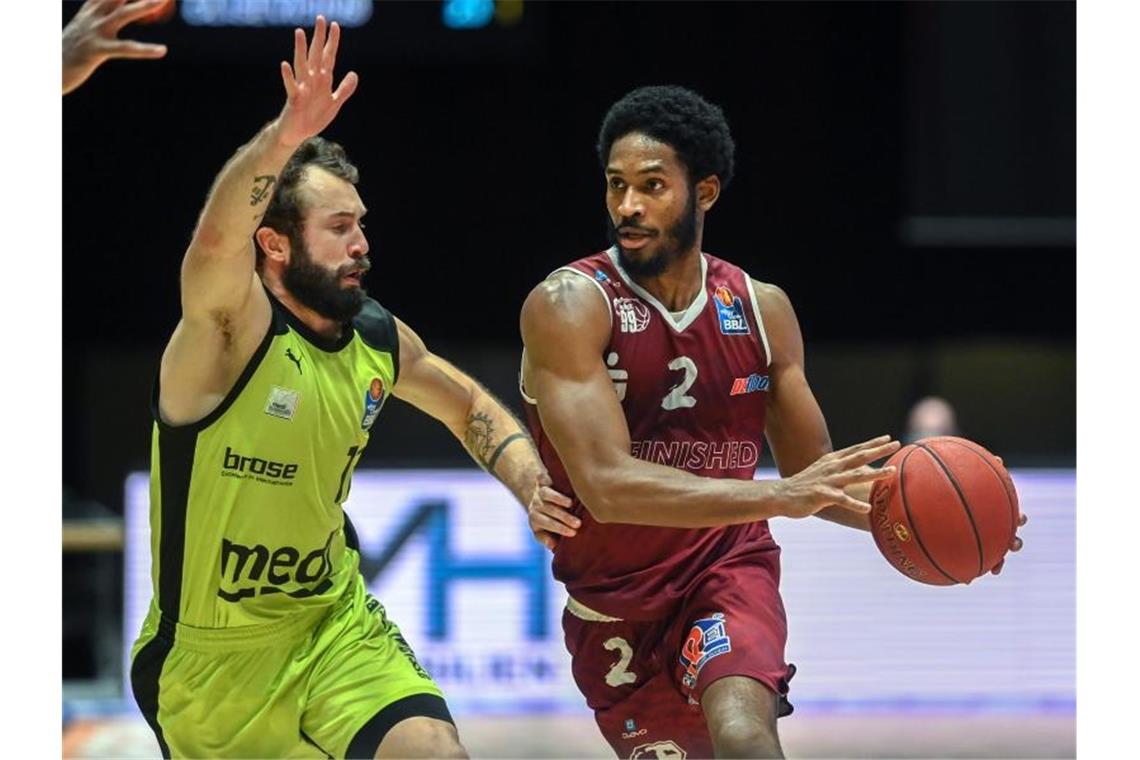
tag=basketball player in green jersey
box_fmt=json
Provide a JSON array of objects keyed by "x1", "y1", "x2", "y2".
[{"x1": 129, "y1": 17, "x2": 579, "y2": 758}]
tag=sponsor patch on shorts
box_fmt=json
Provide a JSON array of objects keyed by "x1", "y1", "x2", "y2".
[{"x1": 679, "y1": 613, "x2": 732, "y2": 690}]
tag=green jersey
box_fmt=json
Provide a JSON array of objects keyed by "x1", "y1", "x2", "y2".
[{"x1": 147, "y1": 291, "x2": 399, "y2": 629}]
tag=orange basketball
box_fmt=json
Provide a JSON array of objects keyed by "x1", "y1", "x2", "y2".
[{"x1": 869, "y1": 436, "x2": 1020, "y2": 585}]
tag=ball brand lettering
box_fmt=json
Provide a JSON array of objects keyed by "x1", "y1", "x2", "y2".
[
  {"x1": 222, "y1": 446, "x2": 299, "y2": 480},
  {"x1": 217, "y1": 530, "x2": 335, "y2": 601},
  {"x1": 875, "y1": 509, "x2": 927, "y2": 579}
]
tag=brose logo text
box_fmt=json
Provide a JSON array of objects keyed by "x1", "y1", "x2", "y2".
[{"x1": 222, "y1": 446, "x2": 299, "y2": 483}]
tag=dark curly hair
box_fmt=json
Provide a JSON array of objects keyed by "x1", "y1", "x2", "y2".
[
  {"x1": 597, "y1": 85, "x2": 735, "y2": 189},
  {"x1": 255, "y1": 136, "x2": 359, "y2": 264}
]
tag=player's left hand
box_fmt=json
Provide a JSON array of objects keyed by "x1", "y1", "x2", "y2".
[
  {"x1": 63, "y1": 0, "x2": 169, "y2": 95},
  {"x1": 990, "y1": 456, "x2": 1025, "y2": 575},
  {"x1": 527, "y1": 472, "x2": 578, "y2": 551}
]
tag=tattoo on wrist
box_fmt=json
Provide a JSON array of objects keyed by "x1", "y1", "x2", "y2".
[
  {"x1": 250, "y1": 175, "x2": 276, "y2": 206},
  {"x1": 487, "y1": 433, "x2": 527, "y2": 474},
  {"x1": 465, "y1": 412, "x2": 496, "y2": 465}
]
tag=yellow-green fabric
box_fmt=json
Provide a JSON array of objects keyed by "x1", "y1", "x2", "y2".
[
  {"x1": 131, "y1": 560, "x2": 442, "y2": 758},
  {"x1": 130, "y1": 292, "x2": 445, "y2": 756},
  {"x1": 144, "y1": 293, "x2": 398, "y2": 628}
]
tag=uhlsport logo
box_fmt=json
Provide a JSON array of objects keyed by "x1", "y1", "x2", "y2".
[
  {"x1": 614, "y1": 298, "x2": 651, "y2": 333},
  {"x1": 217, "y1": 530, "x2": 336, "y2": 601},
  {"x1": 361, "y1": 376, "x2": 388, "y2": 430},
  {"x1": 730, "y1": 373, "x2": 769, "y2": 396},
  {"x1": 679, "y1": 613, "x2": 732, "y2": 690},
  {"x1": 221, "y1": 447, "x2": 298, "y2": 484},
  {"x1": 630, "y1": 740, "x2": 686, "y2": 759},
  {"x1": 713, "y1": 285, "x2": 751, "y2": 335}
]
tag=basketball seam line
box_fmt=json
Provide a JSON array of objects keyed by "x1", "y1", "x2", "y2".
[
  {"x1": 917, "y1": 443, "x2": 985, "y2": 579},
  {"x1": 898, "y1": 447, "x2": 959, "y2": 584},
  {"x1": 939, "y1": 438, "x2": 1018, "y2": 538}
]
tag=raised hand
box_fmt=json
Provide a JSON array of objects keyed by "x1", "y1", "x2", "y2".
[
  {"x1": 774, "y1": 435, "x2": 900, "y2": 519},
  {"x1": 527, "y1": 472, "x2": 579, "y2": 551},
  {"x1": 276, "y1": 16, "x2": 359, "y2": 148},
  {"x1": 63, "y1": 0, "x2": 169, "y2": 95}
]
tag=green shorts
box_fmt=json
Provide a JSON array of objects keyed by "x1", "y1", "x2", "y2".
[{"x1": 129, "y1": 570, "x2": 447, "y2": 758}]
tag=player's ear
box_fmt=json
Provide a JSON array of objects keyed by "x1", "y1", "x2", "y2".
[
  {"x1": 695, "y1": 175, "x2": 720, "y2": 212},
  {"x1": 255, "y1": 226, "x2": 291, "y2": 265}
]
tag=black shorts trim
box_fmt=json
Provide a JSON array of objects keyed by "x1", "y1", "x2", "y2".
[
  {"x1": 345, "y1": 693, "x2": 454, "y2": 759},
  {"x1": 129, "y1": 630, "x2": 175, "y2": 759}
]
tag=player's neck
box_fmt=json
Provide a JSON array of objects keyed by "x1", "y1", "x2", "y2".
[
  {"x1": 633, "y1": 247, "x2": 704, "y2": 312},
  {"x1": 265, "y1": 279, "x2": 344, "y2": 340}
]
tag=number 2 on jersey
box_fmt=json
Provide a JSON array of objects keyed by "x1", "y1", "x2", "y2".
[{"x1": 661, "y1": 356, "x2": 698, "y2": 410}]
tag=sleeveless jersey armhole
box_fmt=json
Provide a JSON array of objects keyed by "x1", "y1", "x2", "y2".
[
  {"x1": 521, "y1": 267, "x2": 615, "y2": 404},
  {"x1": 743, "y1": 275, "x2": 773, "y2": 368},
  {"x1": 551, "y1": 266, "x2": 614, "y2": 331}
]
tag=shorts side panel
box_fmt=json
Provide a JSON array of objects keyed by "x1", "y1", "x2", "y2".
[{"x1": 302, "y1": 574, "x2": 446, "y2": 758}]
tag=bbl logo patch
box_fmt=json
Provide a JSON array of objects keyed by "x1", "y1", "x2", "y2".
[
  {"x1": 679, "y1": 613, "x2": 732, "y2": 690},
  {"x1": 360, "y1": 377, "x2": 388, "y2": 431},
  {"x1": 595, "y1": 269, "x2": 610, "y2": 282},
  {"x1": 713, "y1": 285, "x2": 751, "y2": 335}
]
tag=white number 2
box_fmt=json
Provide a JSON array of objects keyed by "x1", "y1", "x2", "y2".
[
  {"x1": 603, "y1": 636, "x2": 637, "y2": 687},
  {"x1": 661, "y1": 356, "x2": 698, "y2": 410}
]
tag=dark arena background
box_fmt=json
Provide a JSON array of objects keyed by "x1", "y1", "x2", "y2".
[{"x1": 61, "y1": 1, "x2": 1075, "y2": 757}]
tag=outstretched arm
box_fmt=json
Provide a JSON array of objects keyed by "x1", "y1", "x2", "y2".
[
  {"x1": 391, "y1": 318, "x2": 575, "y2": 548},
  {"x1": 521, "y1": 272, "x2": 898, "y2": 528},
  {"x1": 159, "y1": 17, "x2": 358, "y2": 425},
  {"x1": 63, "y1": 0, "x2": 169, "y2": 95}
]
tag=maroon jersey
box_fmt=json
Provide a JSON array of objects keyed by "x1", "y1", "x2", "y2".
[{"x1": 523, "y1": 247, "x2": 776, "y2": 621}]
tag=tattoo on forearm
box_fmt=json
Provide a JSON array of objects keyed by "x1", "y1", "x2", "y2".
[
  {"x1": 487, "y1": 433, "x2": 527, "y2": 474},
  {"x1": 250, "y1": 175, "x2": 276, "y2": 206},
  {"x1": 465, "y1": 412, "x2": 496, "y2": 465}
]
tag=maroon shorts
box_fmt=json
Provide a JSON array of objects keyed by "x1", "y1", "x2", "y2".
[{"x1": 562, "y1": 550, "x2": 794, "y2": 759}]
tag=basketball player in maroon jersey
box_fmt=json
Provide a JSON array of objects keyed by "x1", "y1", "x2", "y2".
[{"x1": 519, "y1": 86, "x2": 1024, "y2": 759}]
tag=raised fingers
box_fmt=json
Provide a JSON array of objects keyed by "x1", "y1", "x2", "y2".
[
  {"x1": 280, "y1": 61, "x2": 298, "y2": 99},
  {"x1": 104, "y1": 38, "x2": 167, "y2": 60},
  {"x1": 322, "y1": 21, "x2": 342, "y2": 71},
  {"x1": 307, "y1": 16, "x2": 328, "y2": 74},
  {"x1": 331, "y1": 71, "x2": 360, "y2": 106},
  {"x1": 292, "y1": 27, "x2": 307, "y2": 78}
]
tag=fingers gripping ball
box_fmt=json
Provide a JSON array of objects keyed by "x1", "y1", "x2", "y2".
[{"x1": 869, "y1": 436, "x2": 1020, "y2": 585}]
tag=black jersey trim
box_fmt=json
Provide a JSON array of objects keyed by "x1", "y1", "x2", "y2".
[
  {"x1": 353, "y1": 298, "x2": 401, "y2": 383},
  {"x1": 155, "y1": 424, "x2": 197, "y2": 620},
  {"x1": 150, "y1": 303, "x2": 285, "y2": 434}
]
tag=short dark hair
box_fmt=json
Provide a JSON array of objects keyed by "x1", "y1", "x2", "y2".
[
  {"x1": 597, "y1": 85, "x2": 735, "y2": 188},
  {"x1": 255, "y1": 136, "x2": 359, "y2": 262}
]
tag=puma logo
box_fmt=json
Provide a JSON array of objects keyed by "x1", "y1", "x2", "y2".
[{"x1": 285, "y1": 348, "x2": 303, "y2": 374}]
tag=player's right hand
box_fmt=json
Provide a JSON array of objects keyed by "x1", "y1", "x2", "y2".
[
  {"x1": 276, "y1": 16, "x2": 359, "y2": 147},
  {"x1": 527, "y1": 472, "x2": 579, "y2": 551},
  {"x1": 772, "y1": 435, "x2": 900, "y2": 519}
]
